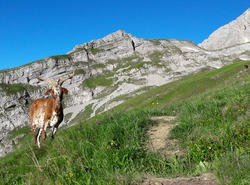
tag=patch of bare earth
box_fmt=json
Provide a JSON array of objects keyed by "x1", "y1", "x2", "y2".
[
  {"x1": 142, "y1": 173, "x2": 217, "y2": 185},
  {"x1": 143, "y1": 116, "x2": 218, "y2": 185},
  {"x1": 147, "y1": 116, "x2": 184, "y2": 158}
]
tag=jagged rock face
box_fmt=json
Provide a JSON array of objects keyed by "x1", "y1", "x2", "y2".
[
  {"x1": 199, "y1": 8, "x2": 250, "y2": 50},
  {"x1": 1, "y1": 25, "x2": 250, "y2": 157}
]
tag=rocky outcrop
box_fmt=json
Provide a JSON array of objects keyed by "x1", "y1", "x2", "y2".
[
  {"x1": 1, "y1": 24, "x2": 250, "y2": 156},
  {"x1": 199, "y1": 8, "x2": 250, "y2": 50}
]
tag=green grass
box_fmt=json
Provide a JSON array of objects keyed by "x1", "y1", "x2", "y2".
[
  {"x1": 8, "y1": 126, "x2": 30, "y2": 139},
  {"x1": 0, "y1": 83, "x2": 38, "y2": 96},
  {"x1": 91, "y1": 63, "x2": 106, "y2": 69},
  {"x1": 89, "y1": 48, "x2": 104, "y2": 55},
  {"x1": 75, "y1": 69, "x2": 86, "y2": 75},
  {"x1": 50, "y1": 54, "x2": 72, "y2": 60},
  {"x1": 1, "y1": 61, "x2": 250, "y2": 184},
  {"x1": 168, "y1": 72, "x2": 250, "y2": 184},
  {"x1": 107, "y1": 56, "x2": 145, "y2": 72},
  {"x1": 82, "y1": 76, "x2": 114, "y2": 88},
  {"x1": 122, "y1": 61, "x2": 147, "y2": 72}
]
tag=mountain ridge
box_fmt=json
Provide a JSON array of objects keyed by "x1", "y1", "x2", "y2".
[{"x1": 199, "y1": 8, "x2": 250, "y2": 50}]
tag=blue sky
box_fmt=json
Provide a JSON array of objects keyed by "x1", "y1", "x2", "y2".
[{"x1": 0, "y1": 0, "x2": 249, "y2": 70}]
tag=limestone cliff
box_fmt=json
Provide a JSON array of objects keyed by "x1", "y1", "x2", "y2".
[{"x1": 199, "y1": 8, "x2": 250, "y2": 50}]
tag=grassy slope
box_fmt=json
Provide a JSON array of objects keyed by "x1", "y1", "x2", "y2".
[{"x1": 1, "y1": 61, "x2": 250, "y2": 184}]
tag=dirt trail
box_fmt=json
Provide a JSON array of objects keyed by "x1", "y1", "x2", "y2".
[
  {"x1": 143, "y1": 173, "x2": 217, "y2": 185},
  {"x1": 147, "y1": 116, "x2": 184, "y2": 158},
  {"x1": 143, "y1": 116, "x2": 218, "y2": 185}
]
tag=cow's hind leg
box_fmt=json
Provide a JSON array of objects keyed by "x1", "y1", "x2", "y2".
[
  {"x1": 42, "y1": 124, "x2": 47, "y2": 140},
  {"x1": 36, "y1": 128, "x2": 42, "y2": 148},
  {"x1": 31, "y1": 125, "x2": 37, "y2": 144}
]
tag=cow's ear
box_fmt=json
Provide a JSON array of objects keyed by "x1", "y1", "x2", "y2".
[
  {"x1": 44, "y1": 89, "x2": 52, "y2": 95},
  {"x1": 62, "y1": 88, "x2": 68, "y2": 95}
]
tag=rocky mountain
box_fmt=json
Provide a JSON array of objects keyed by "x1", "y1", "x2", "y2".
[
  {"x1": 199, "y1": 8, "x2": 250, "y2": 50},
  {"x1": 1, "y1": 8, "x2": 250, "y2": 156}
]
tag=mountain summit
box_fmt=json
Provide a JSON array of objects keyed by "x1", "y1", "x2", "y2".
[{"x1": 199, "y1": 8, "x2": 250, "y2": 50}]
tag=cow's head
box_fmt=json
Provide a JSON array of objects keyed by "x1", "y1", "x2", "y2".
[{"x1": 37, "y1": 71, "x2": 74, "y2": 100}]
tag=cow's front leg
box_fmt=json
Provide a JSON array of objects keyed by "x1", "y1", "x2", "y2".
[{"x1": 51, "y1": 127, "x2": 58, "y2": 139}]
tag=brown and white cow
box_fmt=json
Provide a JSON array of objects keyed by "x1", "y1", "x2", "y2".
[{"x1": 30, "y1": 72, "x2": 74, "y2": 147}]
